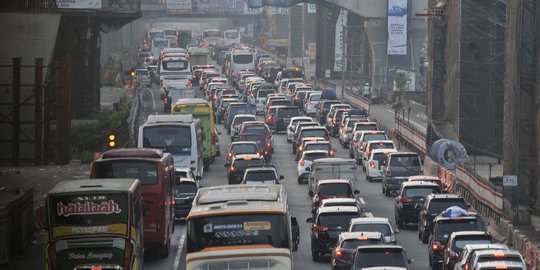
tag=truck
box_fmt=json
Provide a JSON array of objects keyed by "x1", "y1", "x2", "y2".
[{"x1": 188, "y1": 47, "x2": 211, "y2": 66}]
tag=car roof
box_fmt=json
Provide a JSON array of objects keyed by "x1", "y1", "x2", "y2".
[
  {"x1": 317, "y1": 206, "x2": 359, "y2": 214},
  {"x1": 409, "y1": 175, "x2": 441, "y2": 181},
  {"x1": 313, "y1": 157, "x2": 355, "y2": 164},
  {"x1": 244, "y1": 167, "x2": 277, "y2": 173},
  {"x1": 389, "y1": 151, "x2": 419, "y2": 156},
  {"x1": 356, "y1": 245, "x2": 404, "y2": 251},
  {"x1": 473, "y1": 261, "x2": 525, "y2": 268},
  {"x1": 401, "y1": 181, "x2": 440, "y2": 188},
  {"x1": 449, "y1": 231, "x2": 490, "y2": 239},
  {"x1": 232, "y1": 154, "x2": 264, "y2": 160},
  {"x1": 321, "y1": 198, "x2": 357, "y2": 203},
  {"x1": 301, "y1": 126, "x2": 327, "y2": 130},
  {"x1": 242, "y1": 121, "x2": 266, "y2": 126},
  {"x1": 177, "y1": 178, "x2": 197, "y2": 184},
  {"x1": 302, "y1": 150, "x2": 329, "y2": 155},
  {"x1": 473, "y1": 249, "x2": 522, "y2": 256},
  {"x1": 371, "y1": 149, "x2": 397, "y2": 155},
  {"x1": 291, "y1": 116, "x2": 313, "y2": 121},
  {"x1": 305, "y1": 141, "x2": 330, "y2": 145},
  {"x1": 339, "y1": 231, "x2": 383, "y2": 241},
  {"x1": 366, "y1": 140, "x2": 394, "y2": 145},
  {"x1": 231, "y1": 141, "x2": 258, "y2": 146},
  {"x1": 350, "y1": 217, "x2": 390, "y2": 224},
  {"x1": 318, "y1": 179, "x2": 352, "y2": 185},
  {"x1": 428, "y1": 193, "x2": 464, "y2": 200},
  {"x1": 233, "y1": 114, "x2": 256, "y2": 119},
  {"x1": 462, "y1": 243, "x2": 508, "y2": 251}
]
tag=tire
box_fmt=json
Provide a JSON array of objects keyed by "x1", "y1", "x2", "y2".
[
  {"x1": 396, "y1": 217, "x2": 404, "y2": 229},
  {"x1": 311, "y1": 250, "x2": 321, "y2": 262},
  {"x1": 422, "y1": 230, "x2": 429, "y2": 244},
  {"x1": 385, "y1": 187, "x2": 391, "y2": 197},
  {"x1": 160, "y1": 238, "x2": 170, "y2": 258},
  {"x1": 297, "y1": 176, "x2": 303, "y2": 184},
  {"x1": 418, "y1": 228, "x2": 423, "y2": 240},
  {"x1": 382, "y1": 186, "x2": 385, "y2": 194},
  {"x1": 366, "y1": 176, "x2": 372, "y2": 182}
]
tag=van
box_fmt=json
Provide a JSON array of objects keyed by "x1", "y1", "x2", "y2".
[
  {"x1": 230, "y1": 50, "x2": 255, "y2": 80},
  {"x1": 308, "y1": 158, "x2": 358, "y2": 193},
  {"x1": 90, "y1": 149, "x2": 175, "y2": 257},
  {"x1": 138, "y1": 114, "x2": 205, "y2": 179}
]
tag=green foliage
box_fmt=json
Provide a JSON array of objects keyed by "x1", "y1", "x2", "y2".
[
  {"x1": 71, "y1": 98, "x2": 131, "y2": 163},
  {"x1": 393, "y1": 71, "x2": 408, "y2": 90}
]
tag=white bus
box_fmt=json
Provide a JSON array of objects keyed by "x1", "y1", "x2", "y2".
[
  {"x1": 229, "y1": 49, "x2": 255, "y2": 80},
  {"x1": 223, "y1": 29, "x2": 241, "y2": 45},
  {"x1": 202, "y1": 29, "x2": 222, "y2": 46},
  {"x1": 138, "y1": 114, "x2": 205, "y2": 179},
  {"x1": 186, "y1": 185, "x2": 299, "y2": 270},
  {"x1": 159, "y1": 56, "x2": 190, "y2": 77},
  {"x1": 152, "y1": 38, "x2": 170, "y2": 59}
]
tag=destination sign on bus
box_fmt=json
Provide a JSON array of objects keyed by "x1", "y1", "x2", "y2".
[{"x1": 57, "y1": 200, "x2": 122, "y2": 217}]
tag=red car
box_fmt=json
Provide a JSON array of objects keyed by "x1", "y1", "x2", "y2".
[
  {"x1": 264, "y1": 105, "x2": 283, "y2": 129},
  {"x1": 238, "y1": 121, "x2": 274, "y2": 154}
]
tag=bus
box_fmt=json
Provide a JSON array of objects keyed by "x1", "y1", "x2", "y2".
[
  {"x1": 229, "y1": 49, "x2": 255, "y2": 80},
  {"x1": 45, "y1": 178, "x2": 144, "y2": 270},
  {"x1": 159, "y1": 56, "x2": 190, "y2": 77},
  {"x1": 90, "y1": 149, "x2": 175, "y2": 258},
  {"x1": 202, "y1": 29, "x2": 222, "y2": 46},
  {"x1": 147, "y1": 29, "x2": 164, "y2": 43},
  {"x1": 172, "y1": 98, "x2": 216, "y2": 170},
  {"x1": 223, "y1": 29, "x2": 241, "y2": 45},
  {"x1": 138, "y1": 114, "x2": 205, "y2": 180},
  {"x1": 186, "y1": 185, "x2": 300, "y2": 270}
]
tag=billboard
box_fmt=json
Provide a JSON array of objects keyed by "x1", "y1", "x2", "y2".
[
  {"x1": 387, "y1": 0, "x2": 408, "y2": 55},
  {"x1": 167, "y1": 0, "x2": 192, "y2": 14},
  {"x1": 334, "y1": 9, "x2": 347, "y2": 72},
  {"x1": 56, "y1": 0, "x2": 101, "y2": 9}
]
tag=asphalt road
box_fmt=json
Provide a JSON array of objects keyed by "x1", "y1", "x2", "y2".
[{"x1": 138, "y1": 80, "x2": 432, "y2": 270}]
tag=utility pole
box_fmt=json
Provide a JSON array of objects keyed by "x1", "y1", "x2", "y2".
[{"x1": 340, "y1": 26, "x2": 347, "y2": 97}]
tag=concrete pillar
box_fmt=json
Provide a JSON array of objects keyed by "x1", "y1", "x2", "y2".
[
  {"x1": 288, "y1": 4, "x2": 303, "y2": 63},
  {"x1": 363, "y1": 19, "x2": 387, "y2": 96}
]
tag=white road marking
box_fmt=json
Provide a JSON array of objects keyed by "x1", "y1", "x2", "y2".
[
  {"x1": 359, "y1": 197, "x2": 366, "y2": 205},
  {"x1": 143, "y1": 86, "x2": 157, "y2": 112},
  {"x1": 172, "y1": 234, "x2": 186, "y2": 270}
]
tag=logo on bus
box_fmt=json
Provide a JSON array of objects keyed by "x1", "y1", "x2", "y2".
[{"x1": 57, "y1": 200, "x2": 122, "y2": 217}]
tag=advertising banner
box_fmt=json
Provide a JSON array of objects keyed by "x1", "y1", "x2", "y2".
[
  {"x1": 387, "y1": 0, "x2": 408, "y2": 55},
  {"x1": 56, "y1": 0, "x2": 101, "y2": 9},
  {"x1": 334, "y1": 9, "x2": 347, "y2": 72},
  {"x1": 167, "y1": 0, "x2": 191, "y2": 14}
]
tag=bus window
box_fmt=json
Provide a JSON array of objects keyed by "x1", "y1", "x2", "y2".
[
  {"x1": 93, "y1": 161, "x2": 158, "y2": 185},
  {"x1": 162, "y1": 59, "x2": 189, "y2": 71},
  {"x1": 233, "y1": 54, "x2": 254, "y2": 64},
  {"x1": 142, "y1": 126, "x2": 192, "y2": 151}
]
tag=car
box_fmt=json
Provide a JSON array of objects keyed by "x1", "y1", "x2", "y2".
[
  {"x1": 308, "y1": 158, "x2": 359, "y2": 194},
  {"x1": 355, "y1": 131, "x2": 389, "y2": 164},
  {"x1": 361, "y1": 140, "x2": 397, "y2": 166},
  {"x1": 428, "y1": 208, "x2": 485, "y2": 270},
  {"x1": 136, "y1": 68, "x2": 151, "y2": 86},
  {"x1": 299, "y1": 140, "x2": 335, "y2": 160},
  {"x1": 352, "y1": 245, "x2": 414, "y2": 270},
  {"x1": 394, "y1": 181, "x2": 442, "y2": 229},
  {"x1": 240, "y1": 165, "x2": 283, "y2": 185},
  {"x1": 452, "y1": 244, "x2": 509, "y2": 270},
  {"x1": 173, "y1": 178, "x2": 198, "y2": 219},
  {"x1": 265, "y1": 99, "x2": 291, "y2": 115},
  {"x1": 472, "y1": 261, "x2": 526, "y2": 270},
  {"x1": 236, "y1": 120, "x2": 274, "y2": 151},
  {"x1": 307, "y1": 206, "x2": 362, "y2": 261},
  {"x1": 286, "y1": 116, "x2": 313, "y2": 142},
  {"x1": 319, "y1": 197, "x2": 362, "y2": 209},
  {"x1": 297, "y1": 150, "x2": 329, "y2": 184},
  {"x1": 418, "y1": 194, "x2": 469, "y2": 243},
  {"x1": 292, "y1": 121, "x2": 321, "y2": 147},
  {"x1": 331, "y1": 232, "x2": 386, "y2": 270},
  {"x1": 348, "y1": 217, "x2": 399, "y2": 244},
  {"x1": 309, "y1": 179, "x2": 360, "y2": 212},
  {"x1": 296, "y1": 137, "x2": 327, "y2": 159},
  {"x1": 292, "y1": 89, "x2": 312, "y2": 108},
  {"x1": 316, "y1": 100, "x2": 342, "y2": 124},
  {"x1": 230, "y1": 114, "x2": 257, "y2": 138},
  {"x1": 224, "y1": 154, "x2": 265, "y2": 184},
  {"x1": 467, "y1": 249, "x2": 525, "y2": 270},
  {"x1": 215, "y1": 98, "x2": 239, "y2": 124},
  {"x1": 224, "y1": 103, "x2": 254, "y2": 132},
  {"x1": 274, "y1": 106, "x2": 301, "y2": 134},
  {"x1": 199, "y1": 70, "x2": 220, "y2": 90},
  {"x1": 327, "y1": 108, "x2": 350, "y2": 136},
  {"x1": 293, "y1": 126, "x2": 329, "y2": 154},
  {"x1": 382, "y1": 152, "x2": 423, "y2": 196},
  {"x1": 236, "y1": 133, "x2": 272, "y2": 161},
  {"x1": 408, "y1": 175, "x2": 446, "y2": 192},
  {"x1": 443, "y1": 231, "x2": 494, "y2": 270},
  {"x1": 226, "y1": 141, "x2": 261, "y2": 165},
  {"x1": 339, "y1": 117, "x2": 370, "y2": 148},
  {"x1": 304, "y1": 92, "x2": 322, "y2": 116},
  {"x1": 253, "y1": 87, "x2": 276, "y2": 114},
  {"x1": 366, "y1": 149, "x2": 398, "y2": 182},
  {"x1": 264, "y1": 105, "x2": 284, "y2": 129}
]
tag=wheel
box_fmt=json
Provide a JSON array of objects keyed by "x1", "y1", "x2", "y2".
[
  {"x1": 366, "y1": 176, "x2": 372, "y2": 182},
  {"x1": 311, "y1": 250, "x2": 321, "y2": 262},
  {"x1": 396, "y1": 217, "x2": 404, "y2": 229},
  {"x1": 382, "y1": 186, "x2": 385, "y2": 194},
  {"x1": 297, "y1": 176, "x2": 303, "y2": 184},
  {"x1": 385, "y1": 187, "x2": 391, "y2": 197},
  {"x1": 422, "y1": 230, "x2": 429, "y2": 244},
  {"x1": 418, "y1": 227, "x2": 423, "y2": 240},
  {"x1": 160, "y1": 238, "x2": 171, "y2": 258}
]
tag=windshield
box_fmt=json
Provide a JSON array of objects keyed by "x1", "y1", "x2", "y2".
[
  {"x1": 277, "y1": 108, "x2": 300, "y2": 118},
  {"x1": 231, "y1": 144, "x2": 259, "y2": 154},
  {"x1": 390, "y1": 155, "x2": 420, "y2": 166},
  {"x1": 303, "y1": 129, "x2": 327, "y2": 138},
  {"x1": 272, "y1": 100, "x2": 291, "y2": 106},
  {"x1": 304, "y1": 152, "x2": 329, "y2": 161},
  {"x1": 428, "y1": 200, "x2": 468, "y2": 213},
  {"x1": 93, "y1": 160, "x2": 158, "y2": 185},
  {"x1": 233, "y1": 54, "x2": 254, "y2": 64},
  {"x1": 319, "y1": 183, "x2": 352, "y2": 196},
  {"x1": 225, "y1": 31, "x2": 239, "y2": 38},
  {"x1": 243, "y1": 125, "x2": 268, "y2": 134},
  {"x1": 435, "y1": 220, "x2": 482, "y2": 241},
  {"x1": 142, "y1": 125, "x2": 191, "y2": 151},
  {"x1": 174, "y1": 183, "x2": 197, "y2": 197},
  {"x1": 403, "y1": 187, "x2": 440, "y2": 197},
  {"x1": 316, "y1": 164, "x2": 355, "y2": 180},
  {"x1": 318, "y1": 212, "x2": 360, "y2": 228},
  {"x1": 370, "y1": 143, "x2": 395, "y2": 151},
  {"x1": 310, "y1": 94, "x2": 321, "y2": 101},
  {"x1": 203, "y1": 30, "x2": 221, "y2": 38},
  {"x1": 187, "y1": 214, "x2": 289, "y2": 252},
  {"x1": 238, "y1": 135, "x2": 265, "y2": 146},
  {"x1": 234, "y1": 159, "x2": 265, "y2": 171},
  {"x1": 244, "y1": 170, "x2": 277, "y2": 181},
  {"x1": 153, "y1": 39, "x2": 169, "y2": 47},
  {"x1": 355, "y1": 124, "x2": 378, "y2": 131},
  {"x1": 233, "y1": 117, "x2": 256, "y2": 125},
  {"x1": 149, "y1": 31, "x2": 164, "y2": 39},
  {"x1": 453, "y1": 238, "x2": 492, "y2": 250},
  {"x1": 363, "y1": 134, "x2": 387, "y2": 142},
  {"x1": 164, "y1": 30, "x2": 176, "y2": 36},
  {"x1": 342, "y1": 239, "x2": 383, "y2": 249},
  {"x1": 354, "y1": 249, "x2": 407, "y2": 269},
  {"x1": 305, "y1": 144, "x2": 331, "y2": 152},
  {"x1": 258, "y1": 90, "x2": 274, "y2": 98},
  {"x1": 163, "y1": 60, "x2": 188, "y2": 71},
  {"x1": 282, "y1": 69, "x2": 303, "y2": 78},
  {"x1": 351, "y1": 223, "x2": 392, "y2": 236},
  {"x1": 50, "y1": 193, "x2": 127, "y2": 226},
  {"x1": 372, "y1": 153, "x2": 390, "y2": 163}
]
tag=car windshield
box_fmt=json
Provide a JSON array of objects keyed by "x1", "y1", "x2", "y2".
[
  {"x1": 142, "y1": 125, "x2": 191, "y2": 150},
  {"x1": 435, "y1": 220, "x2": 483, "y2": 241},
  {"x1": 233, "y1": 54, "x2": 254, "y2": 64},
  {"x1": 303, "y1": 152, "x2": 329, "y2": 161},
  {"x1": 272, "y1": 100, "x2": 291, "y2": 106},
  {"x1": 243, "y1": 125, "x2": 268, "y2": 134},
  {"x1": 363, "y1": 134, "x2": 388, "y2": 142},
  {"x1": 342, "y1": 239, "x2": 384, "y2": 249},
  {"x1": 258, "y1": 90, "x2": 274, "y2": 98},
  {"x1": 318, "y1": 183, "x2": 352, "y2": 196},
  {"x1": 390, "y1": 155, "x2": 420, "y2": 166},
  {"x1": 318, "y1": 212, "x2": 360, "y2": 228},
  {"x1": 244, "y1": 170, "x2": 277, "y2": 181},
  {"x1": 234, "y1": 159, "x2": 265, "y2": 171},
  {"x1": 453, "y1": 238, "x2": 492, "y2": 250},
  {"x1": 238, "y1": 135, "x2": 265, "y2": 145},
  {"x1": 277, "y1": 108, "x2": 300, "y2": 118},
  {"x1": 355, "y1": 124, "x2": 378, "y2": 131},
  {"x1": 428, "y1": 200, "x2": 468, "y2": 213},
  {"x1": 231, "y1": 144, "x2": 258, "y2": 154},
  {"x1": 403, "y1": 186, "x2": 440, "y2": 197},
  {"x1": 354, "y1": 249, "x2": 407, "y2": 269},
  {"x1": 351, "y1": 223, "x2": 391, "y2": 236},
  {"x1": 174, "y1": 183, "x2": 197, "y2": 197},
  {"x1": 310, "y1": 94, "x2": 321, "y2": 101},
  {"x1": 233, "y1": 117, "x2": 256, "y2": 125},
  {"x1": 372, "y1": 153, "x2": 390, "y2": 163},
  {"x1": 370, "y1": 143, "x2": 395, "y2": 150},
  {"x1": 93, "y1": 160, "x2": 158, "y2": 185},
  {"x1": 305, "y1": 144, "x2": 331, "y2": 152},
  {"x1": 303, "y1": 129, "x2": 327, "y2": 137}
]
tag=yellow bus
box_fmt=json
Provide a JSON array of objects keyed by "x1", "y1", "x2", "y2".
[
  {"x1": 172, "y1": 98, "x2": 217, "y2": 170},
  {"x1": 186, "y1": 185, "x2": 300, "y2": 270}
]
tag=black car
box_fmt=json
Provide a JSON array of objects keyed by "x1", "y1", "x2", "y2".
[
  {"x1": 442, "y1": 231, "x2": 493, "y2": 270},
  {"x1": 307, "y1": 206, "x2": 361, "y2": 262},
  {"x1": 352, "y1": 245, "x2": 414, "y2": 270},
  {"x1": 428, "y1": 210, "x2": 485, "y2": 270},
  {"x1": 394, "y1": 181, "x2": 441, "y2": 229},
  {"x1": 237, "y1": 133, "x2": 272, "y2": 161},
  {"x1": 331, "y1": 232, "x2": 386, "y2": 270},
  {"x1": 224, "y1": 154, "x2": 265, "y2": 184},
  {"x1": 173, "y1": 178, "x2": 198, "y2": 219},
  {"x1": 293, "y1": 126, "x2": 329, "y2": 154},
  {"x1": 381, "y1": 152, "x2": 423, "y2": 196},
  {"x1": 274, "y1": 106, "x2": 301, "y2": 134},
  {"x1": 418, "y1": 194, "x2": 468, "y2": 243}
]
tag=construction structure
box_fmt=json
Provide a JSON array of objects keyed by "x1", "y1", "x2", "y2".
[
  {"x1": 503, "y1": 0, "x2": 540, "y2": 220},
  {"x1": 426, "y1": 0, "x2": 506, "y2": 159}
]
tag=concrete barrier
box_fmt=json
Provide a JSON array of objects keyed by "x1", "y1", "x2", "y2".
[{"x1": 0, "y1": 188, "x2": 34, "y2": 265}]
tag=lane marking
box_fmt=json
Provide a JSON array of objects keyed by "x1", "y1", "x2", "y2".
[
  {"x1": 143, "y1": 86, "x2": 156, "y2": 112},
  {"x1": 172, "y1": 234, "x2": 186, "y2": 270},
  {"x1": 359, "y1": 197, "x2": 366, "y2": 205}
]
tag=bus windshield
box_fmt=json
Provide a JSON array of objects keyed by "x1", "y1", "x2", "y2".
[
  {"x1": 187, "y1": 214, "x2": 289, "y2": 252},
  {"x1": 162, "y1": 60, "x2": 189, "y2": 71},
  {"x1": 225, "y1": 31, "x2": 239, "y2": 38},
  {"x1": 149, "y1": 31, "x2": 164, "y2": 40},
  {"x1": 203, "y1": 30, "x2": 221, "y2": 38},
  {"x1": 50, "y1": 193, "x2": 127, "y2": 226},
  {"x1": 142, "y1": 125, "x2": 192, "y2": 151},
  {"x1": 93, "y1": 160, "x2": 158, "y2": 185},
  {"x1": 233, "y1": 54, "x2": 254, "y2": 64}
]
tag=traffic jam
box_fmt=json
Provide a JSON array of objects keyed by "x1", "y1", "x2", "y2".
[{"x1": 43, "y1": 28, "x2": 527, "y2": 270}]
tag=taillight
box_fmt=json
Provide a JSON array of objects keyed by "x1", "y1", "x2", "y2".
[
  {"x1": 228, "y1": 152, "x2": 233, "y2": 158},
  {"x1": 229, "y1": 166, "x2": 236, "y2": 173},
  {"x1": 266, "y1": 143, "x2": 271, "y2": 148},
  {"x1": 298, "y1": 146, "x2": 303, "y2": 152},
  {"x1": 164, "y1": 97, "x2": 168, "y2": 104},
  {"x1": 264, "y1": 151, "x2": 268, "y2": 155},
  {"x1": 334, "y1": 248, "x2": 348, "y2": 257},
  {"x1": 359, "y1": 142, "x2": 364, "y2": 150},
  {"x1": 400, "y1": 197, "x2": 412, "y2": 203},
  {"x1": 300, "y1": 159, "x2": 305, "y2": 166},
  {"x1": 47, "y1": 243, "x2": 58, "y2": 270},
  {"x1": 432, "y1": 241, "x2": 442, "y2": 251},
  {"x1": 312, "y1": 225, "x2": 328, "y2": 231},
  {"x1": 333, "y1": 118, "x2": 337, "y2": 124},
  {"x1": 329, "y1": 149, "x2": 335, "y2": 156},
  {"x1": 324, "y1": 135, "x2": 330, "y2": 141},
  {"x1": 124, "y1": 241, "x2": 132, "y2": 270},
  {"x1": 370, "y1": 161, "x2": 376, "y2": 169}
]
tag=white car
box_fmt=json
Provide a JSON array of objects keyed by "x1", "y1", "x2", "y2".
[
  {"x1": 287, "y1": 116, "x2": 313, "y2": 142},
  {"x1": 304, "y1": 92, "x2": 321, "y2": 115},
  {"x1": 354, "y1": 130, "x2": 388, "y2": 163},
  {"x1": 230, "y1": 114, "x2": 257, "y2": 137},
  {"x1": 347, "y1": 217, "x2": 398, "y2": 244},
  {"x1": 452, "y1": 243, "x2": 509, "y2": 270},
  {"x1": 361, "y1": 140, "x2": 396, "y2": 168},
  {"x1": 365, "y1": 148, "x2": 397, "y2": 182},
  {"x1": 296, "y1": 150, "x2": 329, "y2": 184}
]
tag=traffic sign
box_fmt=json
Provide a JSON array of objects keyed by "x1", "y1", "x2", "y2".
[
  {"x1": 502, "y1": 175, "x2": 518, "y2": 186},
  {"x1": 307, "y1": 3, "x2": 316, "y2": 13}
]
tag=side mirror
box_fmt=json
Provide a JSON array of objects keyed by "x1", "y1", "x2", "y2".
[
  {"x1": 279, "y1": 175, "x2": 284, "y2": 180},
  {"x1": 408, "y1": 258, "x2": 415, "y2": 265},
  {"x1": 308, "y1": 191, "x2": 314, "y2": 197},
  {"x1": 353, "y1": 190, "x2": 360, "y2": 195},
  {"x1": 395, "y1": 228, "x2": 400, "y2": 234},
  {"x1": 306, "y1": 217, "x2": 313, "y2": 223}
]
